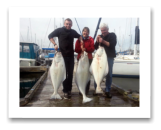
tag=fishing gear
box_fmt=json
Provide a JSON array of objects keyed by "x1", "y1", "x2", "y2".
[{"x1": 93, "y1": 18, "x2": 102, "y2": 41}]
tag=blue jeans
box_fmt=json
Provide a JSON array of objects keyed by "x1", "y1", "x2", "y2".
[{"x1": 94, "y1": 57, "x2": 114, "y2": 92}]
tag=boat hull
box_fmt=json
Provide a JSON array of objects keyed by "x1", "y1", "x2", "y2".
[
  {"x1": 20, "y1": 58, "x2": 36, "y2": 67},
  {"x1": 113, "y1": 59, "x2": 139, "y2": 78}
]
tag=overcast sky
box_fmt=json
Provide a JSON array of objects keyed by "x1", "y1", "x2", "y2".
[{"x1": 20, "y1": 17, "x2": 138, "y2": 52}]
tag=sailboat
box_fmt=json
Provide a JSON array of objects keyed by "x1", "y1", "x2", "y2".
[{"x1": 112, "y1": 18, "x2": 140, "y2": 78}]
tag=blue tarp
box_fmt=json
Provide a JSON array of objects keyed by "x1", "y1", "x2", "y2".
[
  {"x1": 48, "y1": 53, "x2": 54, "y2": 57},
  {"x1": 42, "y1": 48, "x2": 55, "y2": 50},
  {"x1": 42, "y1": 48, "x2": 59, "y2": 51},
  {"x1": 45, "y1": 53, "x2": 55, "y2": 58}
]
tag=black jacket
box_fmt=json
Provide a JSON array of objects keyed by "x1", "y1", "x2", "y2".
[
  {"x1": 48, "y1": 27, "x2": 80, "y2": 57},
  {"x1": 94, "y1": 33, "x2": 117, "y2": 58}
]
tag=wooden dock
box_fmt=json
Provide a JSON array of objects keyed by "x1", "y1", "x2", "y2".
[
  {"x1": 20, "y1": 66, "x2": 48, "y2": 106},
  {"x1": 20, "y1": 66, "x2": 139, "y2": 107},
  {"x1": 20, "y1": 66, "x2": 48, "y2": 72}
]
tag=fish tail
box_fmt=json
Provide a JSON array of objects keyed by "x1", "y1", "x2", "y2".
[
  {"x1": 83, "y1": 97, "x2": 92, "y2": 103},
  {"x1": 96, "y1": 85, "x2": 103, "y2": 93},
  {"x1": 50, "y1": 93, "x2": 62, "y2": 99}
]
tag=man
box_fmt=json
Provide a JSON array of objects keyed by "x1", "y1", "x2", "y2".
[
  {"x1": 48, "y1": 18, "x2": 83, "y2": 99},
  {"x1": 94, "y1": 23, "x2": 117, "y2": 98}
]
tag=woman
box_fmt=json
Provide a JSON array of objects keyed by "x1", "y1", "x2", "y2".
[{"x1": 75, "y1": 27, "x2": 95, "y2": 95}]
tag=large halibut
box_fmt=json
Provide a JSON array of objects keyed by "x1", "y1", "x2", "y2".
[
  {"x1": 75, "y1": 51, "x2": 92, "y2": 103},
  {"x1": 50, "y1": 52, "x2": 66, "y2": 99},
  {"x1": 90, "y1": 46, "x2": 109, "y2": 93}
]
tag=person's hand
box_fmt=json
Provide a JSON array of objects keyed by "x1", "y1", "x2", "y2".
[
  {"x1": 80, "y1": 40, "x2": 84, "y2": 46},
  {"x1": 81, "y1": 45, "x2": 86, "y2": 52},
  {"x1": 96, "y1": 35, "x2": 101, "y2": 42},
  {"x1": 82, "y1": 47, "x2": 86, "y2": 52},
  {"x1": 54, "y1": 44, "x2": 58, "y2": 50},
  {"x1": 98, "y1": 37, "x2": 104, "y2": 43}
]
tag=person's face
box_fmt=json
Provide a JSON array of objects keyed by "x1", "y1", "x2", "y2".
[
  {"x1": 100, "y1": 27, "x2": 109, "y2": 37},
  {"x1": 82, "y1": 29, "x2": 89, "y2": 38},
  {"x1": 64, "y1": 20, "x2": 72, "y2": 30}
]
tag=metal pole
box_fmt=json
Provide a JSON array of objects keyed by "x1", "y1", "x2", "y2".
[
  {"x1": 54, "y1": 18, "x2": 55, "y2": 30},
  {"x1": 27, "y1": 26, "x2": 29, "y2": 42},
  {"x1": 35, "y1": 34, "x2": 36, "y2": 43},
  {"x1": 74, "y1": 18, "x2": 82, "y2": 34},
  {"x1": 93, "y1": 18, "x2": 102, "y2": 40},
  {"x1": 29, "y1": 18, "x2": 32, "y2": 42},
  {"x1": 28, "y1": 27, "x2": 30, "y2": 42},
  {"x1": 41, "y1": 39, "x2": 42, "y2": 48}
]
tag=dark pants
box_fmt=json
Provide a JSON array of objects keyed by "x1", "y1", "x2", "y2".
[{"x1": 63, "y1": 56, "x2": 74, "y2": 93}]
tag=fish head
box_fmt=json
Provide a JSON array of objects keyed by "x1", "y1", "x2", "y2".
[
  {"x1": 96, "y1": 46, "x2": 104, "y2": 56},
  {"x1": 55, "y1": 51, "x2": 62, "y2": 58},
  {"x1": 80, "y1": 51, "x2": 88, "y2": 61},
  {"x1": 84, "y1": 51, "x2": 88, "y2": 56}
]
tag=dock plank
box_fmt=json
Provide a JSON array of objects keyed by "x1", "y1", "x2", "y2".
[{"x1": 22, "y1": 72, "x2": 139, "y2": 107}]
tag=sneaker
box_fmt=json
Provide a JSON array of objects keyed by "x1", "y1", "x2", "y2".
[
  {"x1": 93, "y1": 91, "x2": 98, "y2": 96},
  {"x1": 103, "y1": 92, "x2": 112, "y2": 98},
  {"x1": 79, "y1": 92, "x2": 82, "y2": 96},
  {"x1": 68, "y1": 91, "x2": 71, "y2": 98},
  {"x1": 64, "y1": 93, "x2": 70, "y2": 99},
  {"x1": 85, "y1": 90, "x2": 89, "y2": 95}
]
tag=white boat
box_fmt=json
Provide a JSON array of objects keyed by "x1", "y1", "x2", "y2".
[
  {"x1": 20, "y1": 42, "x2": 40, "y2": 66},
  {"x1": 113, "y1": 18, "x2": 140, "y2": 78},
  {"x1": 113, "y1": 55, "x2": 139, "y2": 78}
]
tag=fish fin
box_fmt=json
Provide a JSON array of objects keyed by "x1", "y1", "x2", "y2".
[
  {"x1": 83, "y1": 97, "x2": 92, "y2": 103},
  {"x1": 75, "y1": 76, "x2": 79, "y2": 90},
  {"x1": 50, "y1": 93, "x2": 62, "y2": 99},
  {"x1": 47, "y1": 68, "x2": 53, "y2": 83},
  {"x1": 75, "y1": 72, "x2": 81, "y2": 92},
  {"x1": 104, "y1": 65, "x2": 109, "y2": 77},
  {"x1": 96, "y1": 85, "x2": 103, "y2": 93},
  {"x1": 63, "y1": 71, "x2": 66, "y2": 81}
]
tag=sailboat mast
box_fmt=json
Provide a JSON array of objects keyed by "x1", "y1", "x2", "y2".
[
  {"x1": 119, "y1": 27, "x2": 121, "y2": 52},
  {"x1": 62, "y1": 18, "x2": 64, "y2": 25},
  {"x1": 27, "y1": 26, "x2": 29, "y2": 42},
  {"x1": 134, "y1": 18, "x2": 139, "y2": 56},
  {"x1": 53, "y1": 18, "x2": 55, "y2": 48},
  {"x1": 129, "y1": 18, "x2": 132, "y2": 54},
  {"x1": 41, "y1": 39, "x2": 42, "y2": 48},
  {"x1": 35, "y1": 33, "x2": 36, "y2": 44}
]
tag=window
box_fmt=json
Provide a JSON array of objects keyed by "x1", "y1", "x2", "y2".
[
  {"x1": 33, "y1": 45, "x2": 39, "y2": 53},
  {"x1": 20, "y1": 45, "x2": 22, "y2": 52},
  {"x1": 33, "y1": 45, "x2": 36, "y2": 53},
  {"x1": 23, "y1": 45, "x2": 30, "y2": 52}
]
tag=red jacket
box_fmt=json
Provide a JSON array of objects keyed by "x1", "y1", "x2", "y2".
[{"x1": 75, "y1": 36, "x2": 95, "y2": 60}]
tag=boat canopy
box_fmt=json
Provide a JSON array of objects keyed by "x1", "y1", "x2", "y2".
[{"x1": 20, "y1": 42, "x2": 39, "y2": 59}]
